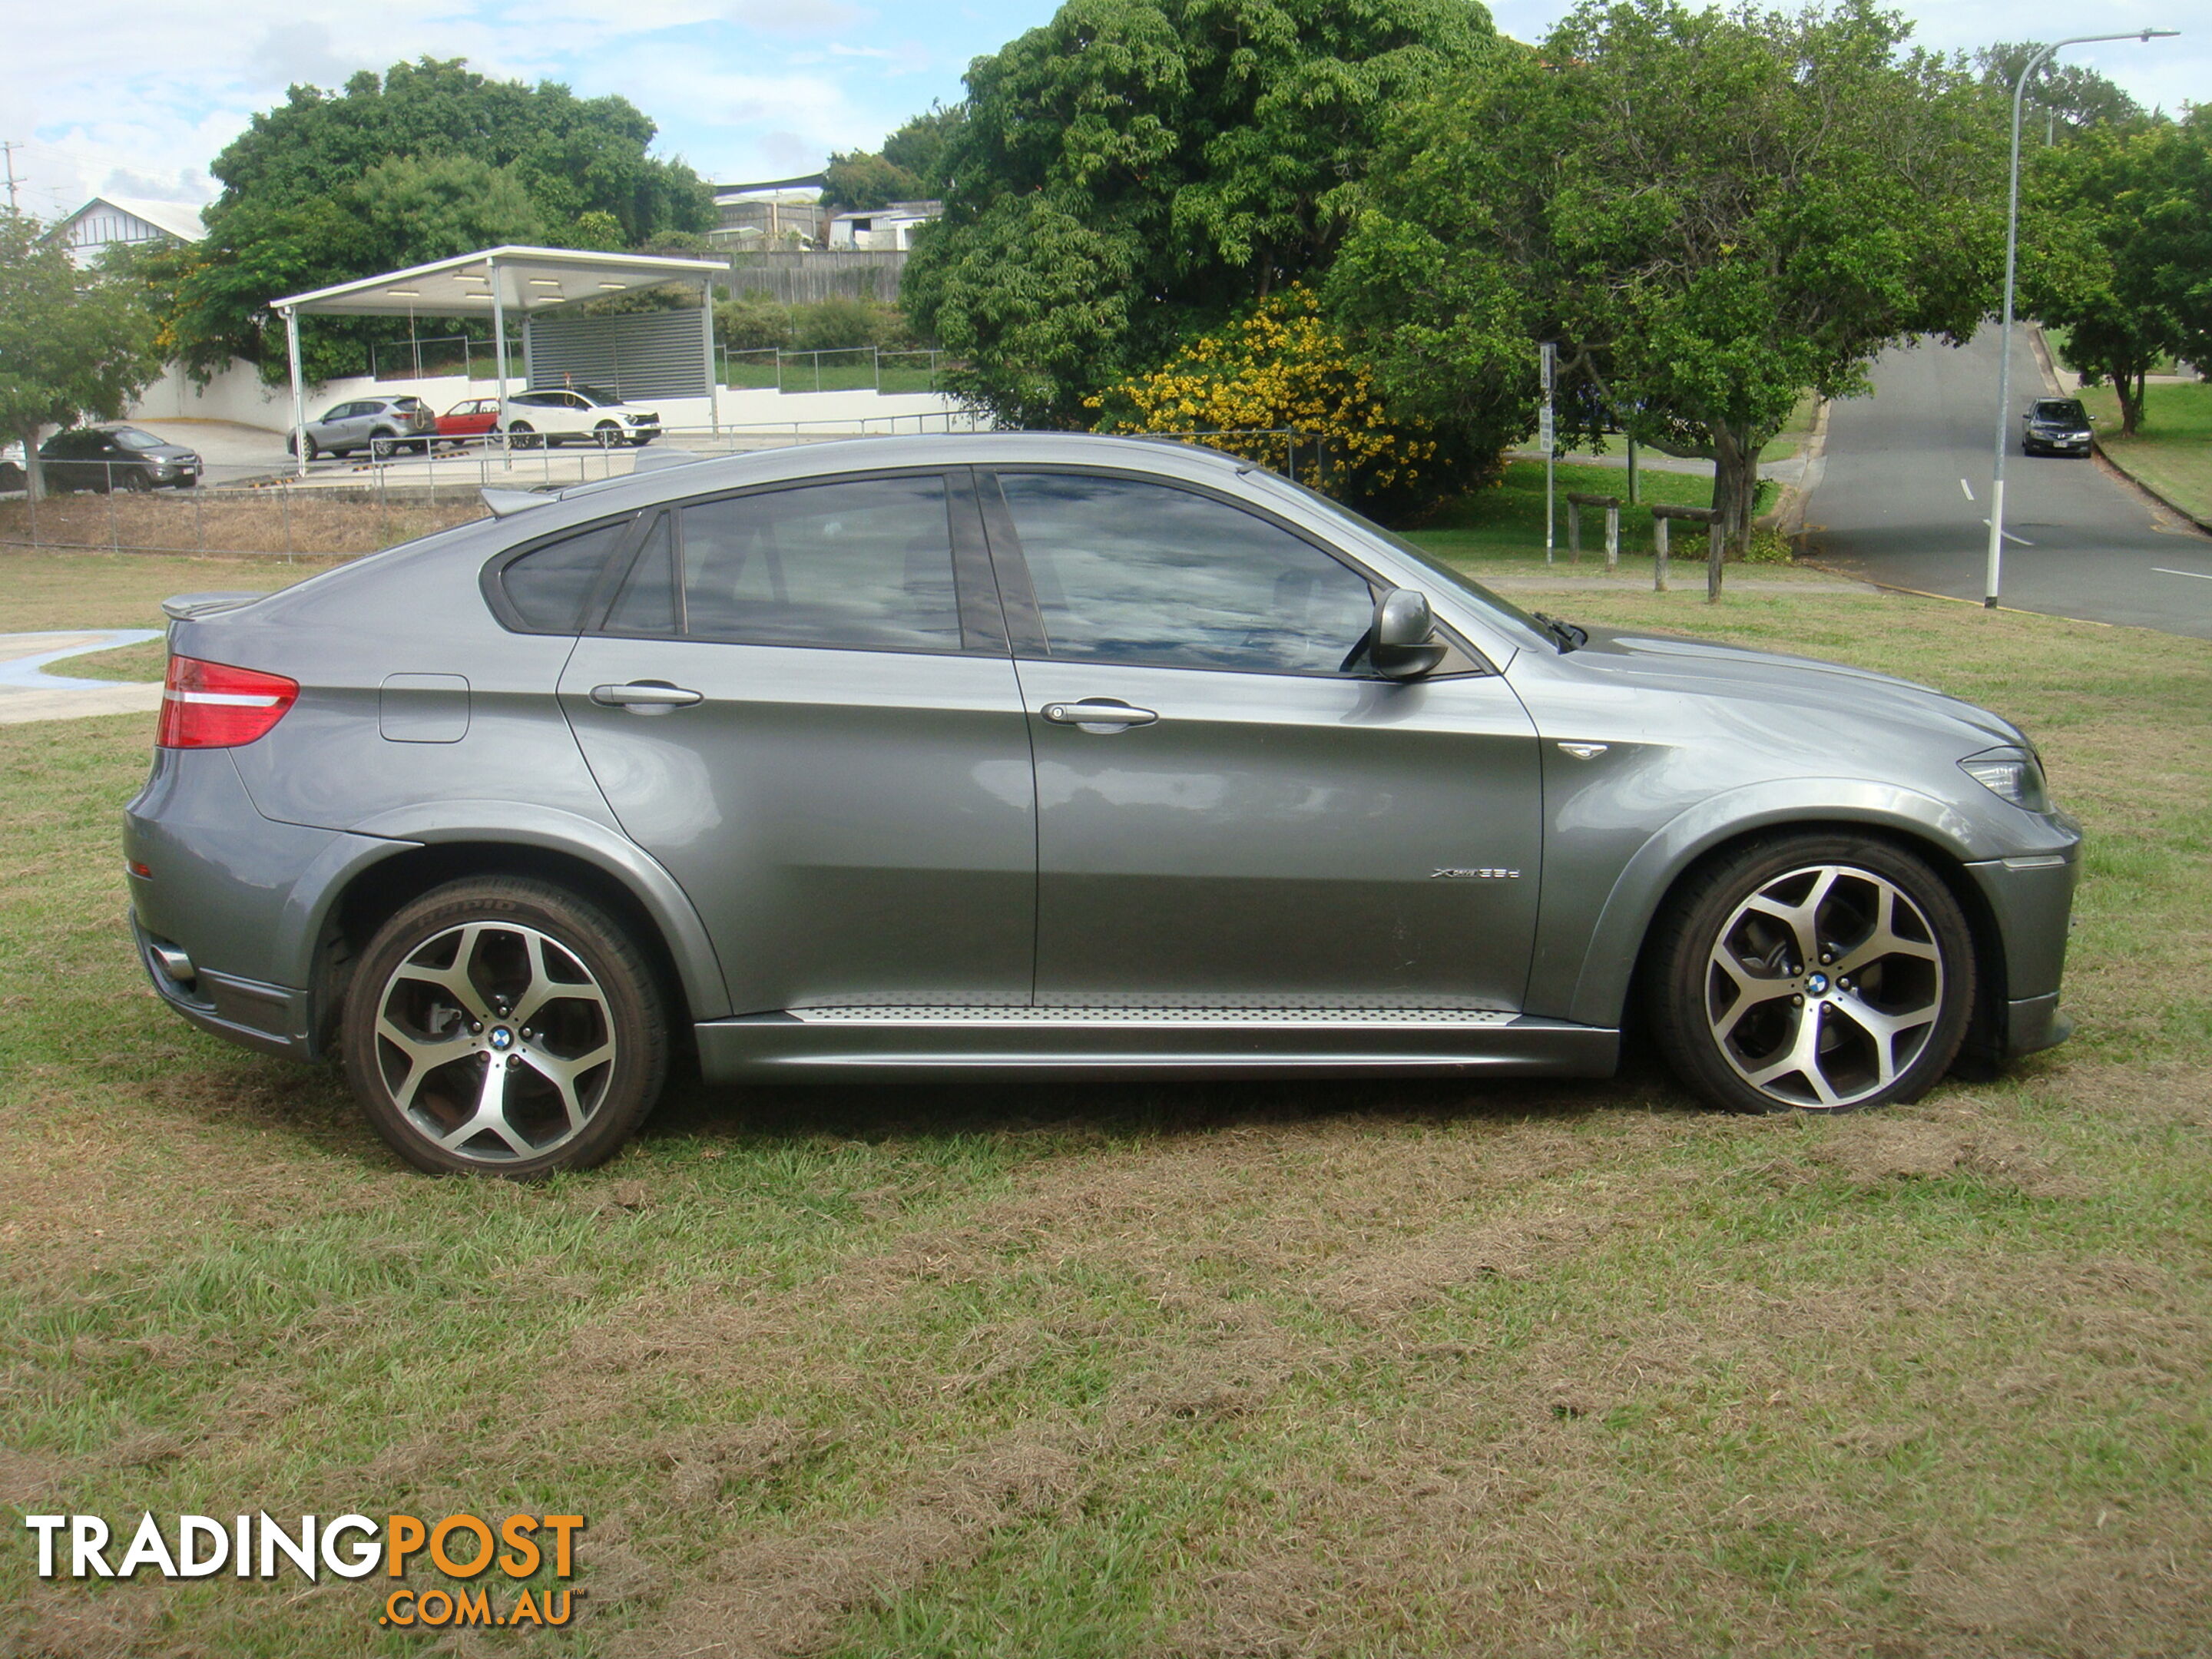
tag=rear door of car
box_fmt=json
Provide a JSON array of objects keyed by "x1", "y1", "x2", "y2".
[
  {"x1": 979, "y1": 467, "x2": 1545, "y2": 1012},
  {"x1": 556, "y1": 469, "x2": 1036, "y2": 1015}
]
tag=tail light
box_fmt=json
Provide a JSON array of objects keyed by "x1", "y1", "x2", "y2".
[{"x1": 157, "y1": 656, "x2": 299, "y2": 749}]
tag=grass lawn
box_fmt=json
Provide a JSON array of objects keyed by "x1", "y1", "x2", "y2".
[
  {"x1": 3, "y1": 565, "x2": 2210, "y2": 1655},
  {"x1": 1412, "y1": 459, "x2": 1789, "y2": 574},
  {"x1": 2075, "y1": 379, "x2": 2212, "y2": 527}
]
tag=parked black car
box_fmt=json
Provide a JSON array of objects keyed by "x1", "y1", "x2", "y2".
[
  {"x1": 2022, "y1": 398, "x2": 2094, "y2": 458},
  {"x1": 39, "y1": 426, "x2": 204, "y2": 492}
]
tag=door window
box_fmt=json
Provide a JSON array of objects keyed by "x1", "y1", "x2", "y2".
[
  {"x1": 994, "y1": 472, "x2": 1376, "y2": 675},
  {"x1": 604, "y1": 477, "x2": 963, "y2": 653}
]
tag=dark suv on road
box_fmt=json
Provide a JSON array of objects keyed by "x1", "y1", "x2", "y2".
[
  {"x1": 127, "y1": 435, "x2": 2081, "y2": 1176},
  {"x1": 39, "y1": 426, "x2": 204, "y2": 491},
  {"x1": 2022, "y1": 398, "x2": 2094, "y2": 458}
]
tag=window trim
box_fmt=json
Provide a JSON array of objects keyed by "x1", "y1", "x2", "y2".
[
  {"x1": 976, "y1": 465, "x2": 1494, "y2": 680},
  {"x1": 578, "y1": 465, "x2": 1012, "y2": 660}
]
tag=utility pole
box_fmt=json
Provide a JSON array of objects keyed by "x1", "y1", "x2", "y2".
[
  {"x1": 1540, "y1": 342, "x2": 1557, "y2": 565},
  {"x1": 2, "y1": 143, "x2": 22, "y2": 214}
]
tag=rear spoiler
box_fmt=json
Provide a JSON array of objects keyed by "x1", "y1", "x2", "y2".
[{"x1": 161, "y1": 592, "x2": 267, "y2": 621}]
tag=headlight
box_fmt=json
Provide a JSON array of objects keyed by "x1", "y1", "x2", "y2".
[{"x1": 1960, "y1": 747, "x2": 2050, "y2": 813}]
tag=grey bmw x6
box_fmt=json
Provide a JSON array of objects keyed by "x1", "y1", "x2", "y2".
[{"x1": 126, "y1": 435, "x2": 2080, "y2": 1175}]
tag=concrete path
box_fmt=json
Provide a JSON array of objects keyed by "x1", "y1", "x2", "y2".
[
  {"x1": 1805, "y1": 328, "x2": 2212, "y2": 639},
  {"x1": 0, "y1": 630, "x2": 164, "y2": 724}
]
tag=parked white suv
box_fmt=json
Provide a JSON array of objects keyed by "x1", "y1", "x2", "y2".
[{"x1": 498, "y1": 386, "x2": 660, "y2": 449}]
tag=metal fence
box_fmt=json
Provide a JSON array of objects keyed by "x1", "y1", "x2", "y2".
[
  {"x1": 367, "y1": 335, "x2": 525, "y2": 383},
  {"x1": 0, "y1": 422, "x2": 1326, "y2": 561},
  {"x1": 720, "y1": 347, "x2": 949, "y2": 396}
]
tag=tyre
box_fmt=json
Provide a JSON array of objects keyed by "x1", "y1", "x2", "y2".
[
  {"x1": 342, "y1": 878, "x2": 669, "y2": 1176},
  {"x1": 1648, "y1": 833, "x2": 1975, "y2": 1114},
  {"x1": 507, "y1": 422, "x2": 540, "y2": 449},
  {"x1": 370, "y1": 432, "x2": 397, "y2": 460},
  {"x1": 121, "y1": 469, "x2": 154, "y2": 492},
  {"x1": 594, "y1": 421, "x2": 621, "y2": 447}
]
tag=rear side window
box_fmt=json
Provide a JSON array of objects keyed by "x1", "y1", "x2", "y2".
[
  {"x1": 604, "y1": 477, "x2": 962, "y2": 653},
  {"x1": 498, "y1": 518, "x2": 634, "y2": 632}
]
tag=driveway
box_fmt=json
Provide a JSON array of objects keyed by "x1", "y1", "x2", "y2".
[
  {"x1": 0, "y1": 631, "x2": 164, "y2": 724},
  {"x1": 1805, "y1": 327, "x2": 2212, "y2": 640}
]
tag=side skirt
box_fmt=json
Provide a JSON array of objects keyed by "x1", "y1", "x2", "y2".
[{"x1": 693, "y1": 1006, "x2": 1619, "y2": 1085}]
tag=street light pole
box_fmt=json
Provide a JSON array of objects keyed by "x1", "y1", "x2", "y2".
[{"x1": 1985, "y1": 28, "x2": 2177, "y2": 608}]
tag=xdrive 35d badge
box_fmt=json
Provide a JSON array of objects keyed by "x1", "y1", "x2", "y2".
[{"x1": 125, "y1": 433, "x2": 2080, "y2": 1174}]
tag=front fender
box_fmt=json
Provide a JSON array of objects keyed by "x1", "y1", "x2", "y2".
[
  {"x1": 333, "y1": 800, "x2": 733, "y2": 1020},
  {"x1": 1545, "y1": 779, "x2": 1986, "y2": 1030}
]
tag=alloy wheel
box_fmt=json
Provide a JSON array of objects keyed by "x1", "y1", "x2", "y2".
[
  {"x1": 369, "y1": 920, "x2": 616, "y2": 1164},
  {"x1": 1704, "y1": 863, "x2": 1945, "y2": 1110}
]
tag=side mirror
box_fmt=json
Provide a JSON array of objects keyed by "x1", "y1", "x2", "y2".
[{"x1": 1368, "y1": 588, "x2": 1449, "y2": 680}]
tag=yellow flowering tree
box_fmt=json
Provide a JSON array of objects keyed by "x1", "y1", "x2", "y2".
[{"x1": 1088, "y1": 288, "x2": 1440, "y2": 509}]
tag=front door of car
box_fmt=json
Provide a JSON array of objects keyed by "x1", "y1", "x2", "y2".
[
  {"x1": 558, "y1": 469, "x2": 1038, "y2": 1015},
  {"x1": 982, "y1": 469, "x2": 1545, "y2": 1012}
]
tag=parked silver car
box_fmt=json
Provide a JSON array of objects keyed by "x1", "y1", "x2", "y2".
[
  {"x1": 126, "y1": 435, "x2": 2080, "y2": 1175},
  {"x1": 286, "y1": 396, "x2": 438, "y2": 461}
]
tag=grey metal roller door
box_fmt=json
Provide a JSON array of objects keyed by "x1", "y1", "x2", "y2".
[{"x1": 523, "y1": 309, "x2": 707, "y2": 401}]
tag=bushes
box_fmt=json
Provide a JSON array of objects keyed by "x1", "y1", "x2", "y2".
[
  {"x1": 714, "y1": 294, "x2": 921, "y2": 355},
  {"x1": 1088, "y1": 288, "x2": 1438, "y2": 512}
]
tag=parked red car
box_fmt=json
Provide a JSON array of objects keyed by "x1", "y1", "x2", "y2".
[{"x1": 435, "y1": 398, "x2": 502, "y2": 444}]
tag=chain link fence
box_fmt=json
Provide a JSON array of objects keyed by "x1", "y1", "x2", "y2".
[{"x1": 720, "y1": 347, "x2": 949, "y2": 395}]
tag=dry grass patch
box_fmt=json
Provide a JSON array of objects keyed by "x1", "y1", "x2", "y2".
[{"x1": 0, "y1": 491, "x2": 484, "y2": 560}]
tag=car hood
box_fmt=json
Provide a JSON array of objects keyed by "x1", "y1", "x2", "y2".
[
  {"x1": 137, "y1": 445, "x2": 200, "y2": 461},
  {"x1": 1555, "y1": 625, "x2": 2028, "y2": 752}
]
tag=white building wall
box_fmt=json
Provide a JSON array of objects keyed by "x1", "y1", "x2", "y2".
[{"x1": 128, "y1": 358, "x2": 978, "y2": 438}]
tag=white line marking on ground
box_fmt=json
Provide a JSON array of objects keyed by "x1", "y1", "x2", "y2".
[
  {"x1": 1959, "y1": 478, "x2": 1975, "y2": 501},
  {"x1": 2153, "y1": 567, "x2": 2212, "y2": 582},
  {"x1": 1979, "y1": 518, "x2": 2034, "y2": 547}
]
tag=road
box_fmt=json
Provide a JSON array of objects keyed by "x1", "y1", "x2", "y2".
[{"x1": 1805, "y1": 326, "x2": 2212, "y2": 640}]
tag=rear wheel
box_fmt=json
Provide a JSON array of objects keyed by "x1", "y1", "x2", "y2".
[
  {"x1": 1649, "y1": 834, "x2": 1975, "y2": 1114},
  {"x1": 342, "y1": 879, "x2": 668, "y2": 1176}
]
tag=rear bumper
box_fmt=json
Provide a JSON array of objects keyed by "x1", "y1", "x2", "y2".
[{"x1": 132, "y1": 916, "x2": 312, "y2": 1060}]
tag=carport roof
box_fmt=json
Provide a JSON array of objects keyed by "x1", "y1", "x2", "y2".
[{"x1": 270, "y1": 246, "x2": 725, "y2": 319}]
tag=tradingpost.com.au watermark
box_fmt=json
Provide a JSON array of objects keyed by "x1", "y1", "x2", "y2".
[{"x1": 24, "y1": 1512, "x2": 585, "y2": 1629}]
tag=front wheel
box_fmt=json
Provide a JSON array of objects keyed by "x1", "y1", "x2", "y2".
[
  {"x1": 1648, "y1": 834, "x2": 1975, "y2": 1114},
  {"x1": 506, "y1": 422, "x2": 541, "y2": 449},
  {"x1": 342, "y1": 879, "x2": 670, "y2": 1176}
]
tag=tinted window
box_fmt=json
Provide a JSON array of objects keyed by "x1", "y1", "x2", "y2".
[
  {"x1": 499, "y1": 518, "x2": 633, "y2": 631},
  {"x1": 608, "y1": 477, "x2": 961, "y2": 651},
  {"x1": 604, "y1": 515, "x2": 677, "y2": 635},
  {"x1": 2033, "y1": 399, "x2": 2088, "y2": 422},
  {"x1": 995, "y1": 473, "x2": 1376, "y2": 674},
  {"x1": 113, "y1": 429, "x2": 164, "y2": 450}
]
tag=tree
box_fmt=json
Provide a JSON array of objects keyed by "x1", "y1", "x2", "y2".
[
  {"x1": 144, "y1": 58, "x2": 714, "y2": 382},
  {"x1": 1330, "y1": 0, "x2": 2003, "y2": 555},
  {"x1": 823, "y1": 151, "x2": 925, "y2": 213},
  {"x1": 902, "y1": 0, "x2": 1499, "y2": 428},
  {"x1": 1977, "y1": 43, "x2": 2146, "y2": 141},
  {"x1": 2024, "y1": 108, "x2": 2212, "y2": 435},
  {"x1": 881, "y1": 103, "x2": 965, "y2": 191},
  {"x1": 0, "y1": 212, "x2": 162, "y2": 500}
]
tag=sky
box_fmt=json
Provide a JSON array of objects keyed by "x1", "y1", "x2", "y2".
[{"x1": 2, "y1": 0, "x2": 2202, "y2": 220}]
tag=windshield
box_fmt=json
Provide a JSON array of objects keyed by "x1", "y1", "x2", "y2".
[
  {"x1": 1246, "y1": 471, "x2": 1555, "y2": 651},
  {"x1": 2033, "y1": 400, "x2": 2088, "y2": 423},
  {"x1": 111, "y1": 429, "x2": 167, "y2": 450}
]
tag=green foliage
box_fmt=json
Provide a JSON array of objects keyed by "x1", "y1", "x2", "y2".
[
  {"x1": 715, "y1": 292, "x2": 794, "y2": 352},
  {"x1": 1976, "y1": 43, "x2": 2147, "y2": 139},
  {"x1": 791, "y1": 296, "x2": 910, "y2": 353},
  {"x1": 2023, "y1": 108, "x2": 2212, "y2": 435},
  {"x1": 147, "y1": 57, "x2": 714, "y2": 383},
  {"x1": 901, "y1": 0, "x2": 1499, "y2": 429},
  {"x1": 1331, "y1": 0, "x2": 2003, "y2": 555},
  {"x1": 565, "y1": 210, "x2": 628, "y2": 252},
  {"x1": 881, "y1": 103, "x2": 964, "y2": 191},
  {"x1": 823, "y1": 151, "x2": 925, "y2": 214},
  {"x1": 0, "y1": 212, "x2": 163, "y2": 499}
]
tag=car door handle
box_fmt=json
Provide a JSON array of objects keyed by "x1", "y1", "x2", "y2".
[
  {"x1": 590, "y1": 681, "x2": 703, "y2": 711},
  {"x1": 1041, "y1": 700, "x2": 1159, "y2": 729}
]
